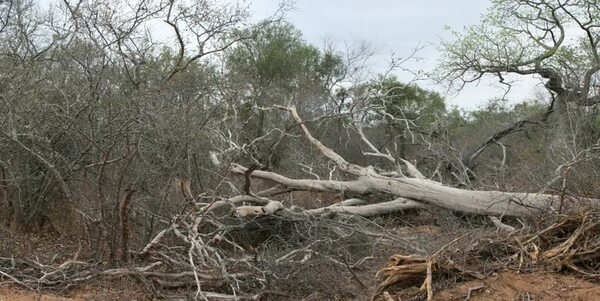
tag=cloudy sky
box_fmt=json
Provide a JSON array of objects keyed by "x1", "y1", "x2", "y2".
[{"x1": 249, "y1": 0, "x2": 544, "y2": 110}]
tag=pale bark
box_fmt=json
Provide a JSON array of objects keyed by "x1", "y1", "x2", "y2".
[
  {"x1": 309, "y1": 198, "x2": 425, "y2": 217},
  {"x1": 235, "y1": 200, "x2": 284, "y2": 217},
  {"x1": 230, "y1": 164, "x2": 558, "y2": 217},
  {"x1": 223, "y1": 106, "x2": 572, "y2": 218},
  {"x1": 231, "y1": 197, "x2": 423, "y2": 218},
  {"x1": 489, "y1": 216, "x2": 516, "y2": 232}
]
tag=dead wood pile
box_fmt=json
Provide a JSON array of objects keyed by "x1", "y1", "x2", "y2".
[{"x1": 371, "y1": 206, "x2": 600, "y2": 301}]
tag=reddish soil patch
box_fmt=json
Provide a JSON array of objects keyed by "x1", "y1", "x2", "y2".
[
  {"x1": 433, "y1": 271, "x2": 600, "y2": 301},
  {"x1": 0, "y1": 283, "x2": 150, "y2": 301},
  {"x1": 0, "y1": 287, "x2": 82, "y2": 301},
  {"x1": 3, "y1": 271, "x2": 600, "y2": 300}
]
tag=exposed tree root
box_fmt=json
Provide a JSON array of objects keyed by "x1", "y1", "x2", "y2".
[
  {"x1": 518, "y1": 208, "x2": 600, "y2": 275},
  {"x1": 371, "y1": 206, "x2": 600, "y2": 301}
]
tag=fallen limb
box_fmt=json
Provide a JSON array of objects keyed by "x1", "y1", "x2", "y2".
[
  {"x1": 235, "y1": 200, "x2": 284, "y2": 217},
  {"x1": 218, "y1": 105, "x2": 579, "y2": 218},
  {"x1": 230, "y1": 162, "x2": 560, "y2": 217},
  {"x1": 309, "y1": 198, "x2": 425, "y2": 217}
]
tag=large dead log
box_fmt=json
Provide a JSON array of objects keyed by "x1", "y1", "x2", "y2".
[
  {"x1": 224, "y1": 106, "x2": 580, "y2": 218},
  {"x1": 230, "y1": 164, "x2": 558, "y2": 217}
]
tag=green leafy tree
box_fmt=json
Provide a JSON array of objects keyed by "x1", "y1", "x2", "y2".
[
  {"x1": 438, "y1": 0, "x2": 600, "y2": 147},
  {"x1": 224, "y1": 22, "x2": 345, "y2": 169},
  {"x1": 226, "y1": 22, "x2": 344, "y2": 127},
  {"x1": 349, "y1": 76, "x2": 446, "y2": 158},
  {"x1": 371, "y1": 76, "x2": 446, "y2": 126}
]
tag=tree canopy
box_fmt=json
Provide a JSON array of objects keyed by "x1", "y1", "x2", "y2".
[{"x1": 439, "y1": 0, "x2": 600, "y2": 107}]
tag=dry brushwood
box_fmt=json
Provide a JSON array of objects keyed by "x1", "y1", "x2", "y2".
[
  {"x1": 0, "y1": 209, "x2": 263, "y2": 299},
  {"x1": 371, "y1": 235, "x2": 485, "y2": 301},
  {"x1": 515, "y1": 207, "x2": 600, "y2": 276},
  {"x1": 371, "y1": 206, "x2": 600, "y2": 301},
  {"x1": 372, "y1": 254, "x2": 429, "y2": 300},
  {"x1": 0, "y1": 196, "x2": 415, "y2": 300}
]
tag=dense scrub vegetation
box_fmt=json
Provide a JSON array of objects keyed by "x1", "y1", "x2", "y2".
[{"x1": 1, "y1": 0, "x2": 599, "y2": 299}]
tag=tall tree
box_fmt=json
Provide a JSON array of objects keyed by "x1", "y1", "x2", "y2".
[
  {"x1": 223, "y1": 22, "x2": 345, "y2": 169},
  {"x1": 348, "y1": 76, "x2": 446, "y2": 159},
  {"x1": 226, "y1": 21, "x2": 344, "y2": 126},
  {"x1": 438, "y1": 0, "x2": 600, "y2": 147}
]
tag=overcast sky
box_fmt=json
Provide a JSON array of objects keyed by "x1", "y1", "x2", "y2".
[{"x1": 249, "y1": 0, "x2": 544, "y2": 110}]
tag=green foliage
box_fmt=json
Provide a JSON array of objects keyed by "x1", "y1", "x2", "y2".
[
  {"x1": 226, "y1": 21, "x2": 344, "y2": 96},
  {"x1": 438, "y1": 0, "x2": 599, "y2": 89},
  {"x1": 224, "y1": 21, "x2": 347, "y2": 161},
  {"x1": 366, "y1": 76, "x2": 446, "y2": 128},
  {"x1": 472, "y1": 98, "x2": 546, "y2": 121}
]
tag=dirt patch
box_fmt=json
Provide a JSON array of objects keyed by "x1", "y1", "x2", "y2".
[
  {"x1": 4, "y1": 271, "x2": 599, "y2": 301},
  {"x1": 433, "y1": 271, "x2": 600, "y2": 301},
  {"x1": 0, "y1": 287, "x2": 82, "y2": 301},
  {"x1": 0, "y1": 282, "x2": 151, "y2": 301}
]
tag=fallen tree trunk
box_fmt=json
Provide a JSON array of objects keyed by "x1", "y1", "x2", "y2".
[
  {"x1": 230, "y1": 164, "x2": 560, "y2": 217},
  {"x1": 220, "y1": 106, "x2": 577, "y2": 218}
]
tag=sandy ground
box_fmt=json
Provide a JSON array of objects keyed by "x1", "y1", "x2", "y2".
[
  {"x1": 2, "y1": 271, "x2": 599, "y2": 300},
  {"x1": 0, "y1": 285, "x2": 150, "y2": 301},
  {"x1": 433, "y1": 271, "x2": 600, "y2": 301},
  {"x1": 0, "y1": 287, "x2": 81, "y2": 301}
]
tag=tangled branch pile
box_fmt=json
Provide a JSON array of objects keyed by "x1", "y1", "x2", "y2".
[
  {"x1": 1, "y1": 212, "x2": 264, "y2": 300},
  {"x1": 371, "y1": 206, "x2": 600, "y2": 300},
  {"x1": 1, "y1": 201, "x2": 421, "y2": 300}
]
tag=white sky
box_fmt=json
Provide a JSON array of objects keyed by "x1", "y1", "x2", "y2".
[
  {"x1": 249, "y1": 0, "x2": 546, "y2": 110},
  {"x1": 37, "y1": 0, "x2": 547, "y2": 110}
]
